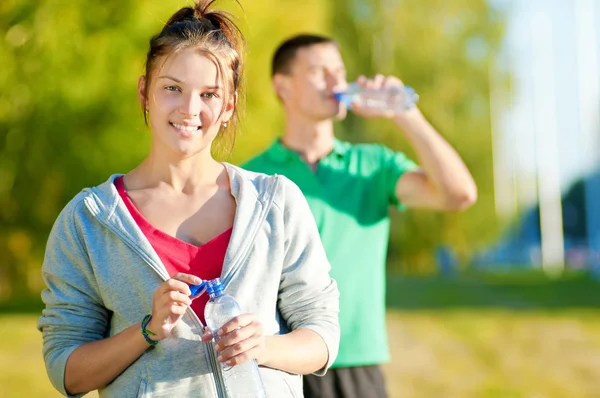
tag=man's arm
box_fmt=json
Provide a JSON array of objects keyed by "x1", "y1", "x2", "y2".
[
  {"x1": 354, "y1": 74, "x2": 477, "y2": 211},
  {"x1": 393, "y1": 107, "x2": 477, "y2": 211}
]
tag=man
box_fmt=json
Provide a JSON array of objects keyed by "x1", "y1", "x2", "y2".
[{"x1": 242, "y1": 34, "x2": 477, "y2": 398}]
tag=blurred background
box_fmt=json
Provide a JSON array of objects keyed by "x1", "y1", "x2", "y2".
[{"x1": 2, "y1": 0, "x2": 600, "y2": 397}]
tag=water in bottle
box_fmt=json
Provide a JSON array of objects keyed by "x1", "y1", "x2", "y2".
[
  {"x1": 334, "y1": 82, "x2": 419, "y2": 113},
  {"x1": 204, "y1": 278, "x2": 267, "y2": 398}
]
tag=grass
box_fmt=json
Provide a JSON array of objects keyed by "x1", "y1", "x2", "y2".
[
  {"x1": 3, "y1": 271, "x2": 600, "y2": 397},
  {"x1": 380, "y1": 271, "x2": 600, "y2": 397},
  {"x1": 0, "y1": 314, "x2": 96, "y2": 398},
  {"x1": 386, "y1": 270, "x2": 600, "y2": 310},
  {"x1": 382, "y1": 310, "x2": 600, "y2": 398}
]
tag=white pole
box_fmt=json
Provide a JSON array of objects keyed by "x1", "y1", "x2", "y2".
[
  {"x1": 489, "y1": 1, "x2": 524, "y2": 222},
  {"x1": 489, "y1": 52, "x2": 518, "y2": 220},
  {"x1": 574, "y1": 0, "x2": 600, "y2": 276},
  {"x1": 529, "y1": 3, "x2": 565, "y2": 276}
]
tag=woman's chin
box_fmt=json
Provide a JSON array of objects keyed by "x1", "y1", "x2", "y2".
[{"x1": 151, "y1": 128, "x2": 219, "y2": 158}]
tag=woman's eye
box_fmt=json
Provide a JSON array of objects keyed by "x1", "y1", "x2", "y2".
[
  {"x1": 165, "y1": 86, "x2": 180, "y2": 92},
  {"x1": 202, "y1": 92, "x2": 218, "y2": 99}
]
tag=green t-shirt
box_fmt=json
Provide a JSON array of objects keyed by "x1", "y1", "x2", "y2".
[{"x1": 242, "y1": 138, "x2": 418, "y2": 368}]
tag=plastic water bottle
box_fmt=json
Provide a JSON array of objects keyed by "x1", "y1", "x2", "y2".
[
  {"x1": 204, "y1": 278, "x2": 267, "y2": 398},
  {"x1": 334, "y1": 82, "x2": 419, "y2": 113}
]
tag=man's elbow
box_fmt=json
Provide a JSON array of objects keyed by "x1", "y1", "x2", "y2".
[{"x1": 443, "y1": 186, "x2": 477, "y2": 211}]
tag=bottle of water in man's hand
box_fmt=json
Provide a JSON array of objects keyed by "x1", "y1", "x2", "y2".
[
  {"x1": 334, "y1": 82, "x2": 419, "y2": 113},
  {"x1": 204, "y1": 278, "x2": 267, "y2": 398}
]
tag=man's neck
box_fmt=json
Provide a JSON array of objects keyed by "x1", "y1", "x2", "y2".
[{"x1": 281, "y1": 115, "x2": 335, "y2": 165}]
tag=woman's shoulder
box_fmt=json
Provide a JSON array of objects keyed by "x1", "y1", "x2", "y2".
[
  {"x1": 226, "y1": 164, "x2": 307, "y2": 218},
  {"x1": 225, "y1": 162, "x2": 279, "y2": 194},
  {"x1": 52, "y1": 174, "x2": 122, "y2": 228},
  {"x1": 227, "y1": 163, "x2": 300, "y2": 199}
]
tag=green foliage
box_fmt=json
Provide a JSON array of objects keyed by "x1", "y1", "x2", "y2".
[
  {"x1": 0, "y1": 0, "x2": 506, "y2": 299},
  {"x1": 1, "y1": 0, "x2": 171, "y2": 299},
  {"x1": 0, "y1": 0, "x2": 331, "y2": 299}
]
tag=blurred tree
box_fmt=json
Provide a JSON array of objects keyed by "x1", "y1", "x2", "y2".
[
  {"x1": 0, "y1": 0, "x2": 506, "y2": 300},
  {"x1": 325, "y1": 0, "x2": 508, "y2": 273},
  {"x1": 0, "y1": 0, "x2": 330, "y2": 301}
]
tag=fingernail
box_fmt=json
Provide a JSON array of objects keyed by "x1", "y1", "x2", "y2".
[
  {"x1": 226, "y1": 360, "x2": 234, "y2": 366},
  {"x1": 194, "y1": 277, "x2": 202, "y2": 284},
  {"x1": 214, "y1": 343, "x2": 220, "y2": 352},
  {"x1": 217, "y1": 355, "x2": 223, "y2": 362},
  {"x1": 217, "y1": 329, "x2": 224, "y2": 336}
]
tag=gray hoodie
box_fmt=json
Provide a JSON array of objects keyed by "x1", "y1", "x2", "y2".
[{"x1": 38, "y1": 163, "x2": 340, "y2": 397}]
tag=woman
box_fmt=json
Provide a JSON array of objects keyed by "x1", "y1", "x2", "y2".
[{"x1": 37, "y1": 1, "x2": 339, "y2": 396}]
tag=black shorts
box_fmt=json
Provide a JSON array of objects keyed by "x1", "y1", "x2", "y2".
[{"x1": 303, "y1": 365, "x2": 388, "y2": 398}]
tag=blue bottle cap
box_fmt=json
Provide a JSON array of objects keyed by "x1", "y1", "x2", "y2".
[
  {"x1": 334, "y1": 92, "x2": 352, "y2": 106},
  {"x1": 206, "y1": 278, "x2": 225, "y2": 296},
  {"x1": 189, "y1": 280, "x2": 207, "y2": 297}
]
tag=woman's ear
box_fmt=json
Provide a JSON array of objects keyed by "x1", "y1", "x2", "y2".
[
  {"x1": 137, "y1": 75, "x2": 148, "y2": 110},
  {"x1": 222, "y1": 90, "x2": 237, "y2": 122}
]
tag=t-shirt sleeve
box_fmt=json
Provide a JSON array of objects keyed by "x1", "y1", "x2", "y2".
[{"x1": 380, "y1": 146, "x2": 419, "y2": 210}]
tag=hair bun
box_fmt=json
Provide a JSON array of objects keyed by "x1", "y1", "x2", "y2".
[{"x1": 193, "y1": 0, "x2": 212, "y2": 19}]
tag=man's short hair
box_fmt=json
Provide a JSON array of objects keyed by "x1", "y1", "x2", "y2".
[{"x1": 271, "y1": 34, "x2": 337, "y2": 76}]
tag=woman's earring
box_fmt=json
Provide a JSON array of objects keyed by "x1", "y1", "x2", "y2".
[{"x1": 222, "y1": 122, "x2": 228, "y2": 128}]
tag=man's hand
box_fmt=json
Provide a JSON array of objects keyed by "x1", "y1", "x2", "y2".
[{"x1": 350, "y1": 74, "x2": 418, "y2": 119}]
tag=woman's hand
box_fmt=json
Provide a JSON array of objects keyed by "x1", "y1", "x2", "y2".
[
  {"x1": 202, "y1": 313, "x2": 267, "y2": 367},
  {"x1": 146, "y1": 273, "x2": 201, "y2": 341}
]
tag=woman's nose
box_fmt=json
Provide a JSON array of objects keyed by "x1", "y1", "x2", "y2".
[{"x1": 179, "y1": 93, "x2": 201, "y2": 117}]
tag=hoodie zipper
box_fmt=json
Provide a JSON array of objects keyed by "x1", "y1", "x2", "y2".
[
  {"x1": 84, "y1": 199, "x2": 229, "y2": 398},
  {"x1": 218, "y1": 175, "x2": 280, "y2": 288},
  {"x1": 84, "y1": 169, "x2": 281, "y2": 397}
]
